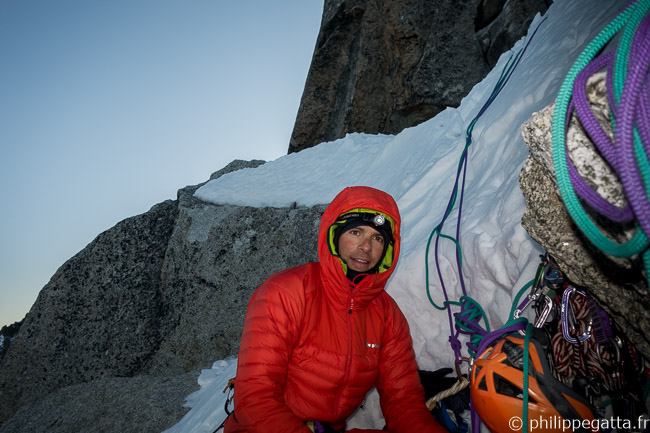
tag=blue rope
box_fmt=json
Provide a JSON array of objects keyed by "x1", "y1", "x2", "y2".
[{"x1": 424, "y1": 17, "x2": 548, "y2": 362}]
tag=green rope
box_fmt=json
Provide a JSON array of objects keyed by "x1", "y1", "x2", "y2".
[
  {"x1": 612, "y1": 0, "x2": 650, "y2": 103},
  {"x1": 616, "y1": 0, "x2": 650, "y2": 198},
  {"x1": 457, "y1": 296, "x2": 491, "y2": 334},
  {"x1": 425, "y1": 232, "x2": 463, "y2": 310},
  {"x1": 551, "y1": 2, "x2": 649, "y2": 258},
  {"x1": 522, "y1": 321, "x2": 534, "y2": 433},
  {"x1": 424, "y1": 51, "x2": 522, "y2": 311}
]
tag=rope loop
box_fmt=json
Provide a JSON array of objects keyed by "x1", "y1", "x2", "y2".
[
  {"x1": 552, "y1": 0, "x2": 650, "y2": 272},
  {"x1": 424, "y1": 16, "x2": 548, "y2": 363}
]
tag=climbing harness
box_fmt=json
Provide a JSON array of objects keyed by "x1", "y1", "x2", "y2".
[{"x1": 213, "y1": 378, "x2": 344, "y2": 433}]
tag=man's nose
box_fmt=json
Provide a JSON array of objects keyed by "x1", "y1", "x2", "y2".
[{"x1": 358, "y1": 236, "x2": 372, "y2": 251}]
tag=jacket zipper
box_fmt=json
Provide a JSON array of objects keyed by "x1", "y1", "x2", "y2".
[{"x1": 333, "y1": 293, "x2": 355, "y2": 415}]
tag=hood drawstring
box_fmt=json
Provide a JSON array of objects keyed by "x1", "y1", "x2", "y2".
[{"x1": 345, "y1": 269, "x2": 370, "y2": 284}]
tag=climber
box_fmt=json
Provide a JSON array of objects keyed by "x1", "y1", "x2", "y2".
[{"x1": 224, "y1": 186, "x2": 445, "y2": 433}]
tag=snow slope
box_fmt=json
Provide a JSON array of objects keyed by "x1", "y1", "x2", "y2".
[{"x1": 166, "y1": 0, "x2": 631, "y2": 431}]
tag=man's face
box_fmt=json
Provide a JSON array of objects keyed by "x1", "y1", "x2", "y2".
[{"x1": 337, "y1": 225, "x2": 385, "y2": 273}]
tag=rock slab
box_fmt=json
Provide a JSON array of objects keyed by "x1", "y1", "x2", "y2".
[
  {"x1": 0, "y1": 160, "x2": 325, "y2": 431},
  {"x1": 518, "y1": 74, "x2": 650, "y2": 359}
]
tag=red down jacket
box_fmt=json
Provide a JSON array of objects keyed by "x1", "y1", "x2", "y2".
[{"x1": 224, "y1": 186, "x2": 444, "y2": 433}]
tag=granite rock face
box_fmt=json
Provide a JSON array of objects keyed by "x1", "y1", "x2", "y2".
[
  {"x1": 0, "y1": 322, "x2": 22, "y2": 366},
  {"x1": 518, "y1": 74, "x2": 650, "y2": 360},
  {"x1": 476, "y1": 0, "x2": 552, "y2": 68},
  {"x1": 0, "y1": 197, "x2": 179, "y2": 426},
  {"x1": 289, "y1": 0, "x2": 552, "y2": 153},
  {"x1": 0, "y1": 373, "x2": 199, "y2": 433},
  {"x1": 147, "y1": 179, "x2": 325, "y2": 374},
  {"x1": 0, "y1": 160, "x2": 326, "y2": 430}
]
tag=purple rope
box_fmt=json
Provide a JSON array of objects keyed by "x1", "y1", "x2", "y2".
[
  {"x1": 616, "y1": 12, "x2": 650, "y2": 236},
  {"x1": 474, "y1": 322, "x2": 528, "y2": 360},
  {"x1": 565, "y1": 153, "x2": 634, "y2": 221},
  {"x1": 635, "y1": 19, "x2": 650, "y2": 156},
  {"x1": 630, "y1": 8, "x2": 650, "y2": 64},
  {"x1": 608, "y1": 56, "x2": 619, "y2": 117},
  {"x1": 434, "y1": 231, "x2": 463, "y2": 362},
  {"x1": 440, "y1": 20, "x2": 548, "y2": 362},
  {"x1": 573, "y1": 52, "x2": 618, "y2": 164},
  {"x1": 567, "y1": 10, "x2": 650, "y2": 226},
  {"x1": 471, "y1": 401, "x2": 481, "y2": 433},
  {"x1": 638, "y1": 74, "x2": 650, "y2": 149},
  {"x1": 569, "y1": 51, "x2": 635, "y2": 222},
  {"x1": 626, "y1": 8, "x2": 650, "y2": 157},
  {"x1": 433, "y1": 148, "x2": 470, "y2": 363}
]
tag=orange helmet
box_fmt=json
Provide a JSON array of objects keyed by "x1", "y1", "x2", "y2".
[{"x1": 470, "y1": 333, "x2": 596, "y2": 433}]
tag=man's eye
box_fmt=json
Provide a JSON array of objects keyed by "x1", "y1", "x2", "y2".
[{"x1": 373, "y1": 236, "x2": 384, "y2": 244}]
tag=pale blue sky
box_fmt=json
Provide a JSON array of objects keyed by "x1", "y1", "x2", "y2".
[{"x1": 0, "y1": 1, "x2": 323, "y2": 327}]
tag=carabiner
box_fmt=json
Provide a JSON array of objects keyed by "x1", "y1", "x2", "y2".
[
  {"x1": 513, "y1": 292, "x2": 539, "y2": 320},
  {"x1": 561, "y1": 286, "x2": 592, "y2": 343},
  {"x1": 514, "y1": 292, "x2": 540, "y2": 336},
  {"x1": 534, "y1": 295, "x2": 554, "y2": 328},
  {"x1": 596, "y1": 336, "x2": 622, "y2": 367}
]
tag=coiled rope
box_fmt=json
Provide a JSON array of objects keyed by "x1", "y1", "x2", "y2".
[{"x1": 551, "y1": 0, "x2": 650, "y2": 279}]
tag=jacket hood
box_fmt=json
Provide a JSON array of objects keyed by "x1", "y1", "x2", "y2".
[{"x1": 318, "y1": 186, "x2": 401, "y2": 311}]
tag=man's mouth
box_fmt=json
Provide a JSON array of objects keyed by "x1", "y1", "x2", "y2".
[{"x1": 350, "y1": 257, "x2": 370, "y2": 268}]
